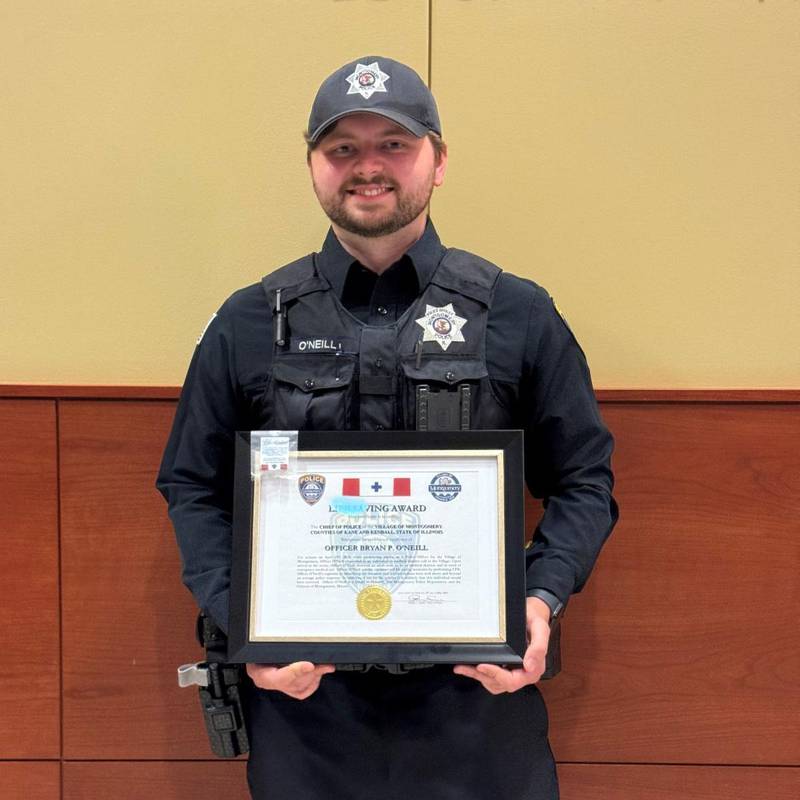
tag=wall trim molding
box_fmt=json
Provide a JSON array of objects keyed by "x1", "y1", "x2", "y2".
[
  {"x1": 596, "y1": 389, "x2": 800, "y2": 403},
  {"x1": 0, "y1": 385, "x2": 181, "y2": 400},
  {"x1": 1, "y1": 385, "x2": 799, "y2": 403}
]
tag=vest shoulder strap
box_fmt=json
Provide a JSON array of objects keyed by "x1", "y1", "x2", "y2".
[
  {"x1": 261, "y1": 255, "x2": 329, "y2": 307},
  {"x1": 433, "y1": 248, "x2": 502, "y2": 305}
]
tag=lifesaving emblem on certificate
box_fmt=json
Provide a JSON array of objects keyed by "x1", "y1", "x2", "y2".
[
  {"x1": 415, "y1": 304, "x2": 467, "y2": 351},
  {"x1": 298, "y1": 474, "x2": 326, "y2": 506},
  {"x1": 428, "y1": 472, "x2": 462, "y2": 502},
  {"x1": 357, "y1": 586, "x2": 392, "y2": 620},
  {"x1": 345, "y1": 61, "x2": 390, "y2": 99}
]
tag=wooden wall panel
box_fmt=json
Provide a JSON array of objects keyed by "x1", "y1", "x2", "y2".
[
  {"x1": 5, "y1": 391, "x2": 795, "y2": 796},
  {"x1": 0, "y1": 400, "x2": 60, "y2": 758},
  {"x1": 558, "y1": 764, "x2": 800, "y2": 799},
  {"x1": 0, "y1": 762, "x2": 60, "y2": 800},
  {"x1": 541, "y1": 404, "x2": 800, "y2": 765},
  {"x1": 63, "y1": 761, "x2": 248, "y2": 800},
  {"x1": 60, "y1": 401, "x2": 212, "y2": 759}
]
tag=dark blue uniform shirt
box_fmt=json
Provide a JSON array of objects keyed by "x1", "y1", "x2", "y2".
[{"x1": 157, "y1": 220, "x2": 618, "y2": 632}]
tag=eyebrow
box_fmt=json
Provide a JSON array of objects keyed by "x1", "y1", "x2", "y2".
[{"x1": 325, "y1": 125, "x2": 414, "y2": 142}]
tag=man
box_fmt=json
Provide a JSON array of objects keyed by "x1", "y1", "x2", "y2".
[{"x1": 158, "y1": 56, "x2": 617, "y2": 799}]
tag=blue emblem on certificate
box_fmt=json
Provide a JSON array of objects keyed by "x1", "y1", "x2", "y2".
[
  {"x1": 298, "y1": 474, "x2": 326, "y2": 506},
  {"x1": 428, "y1": 472, "x2": 461, "y2": 502}
]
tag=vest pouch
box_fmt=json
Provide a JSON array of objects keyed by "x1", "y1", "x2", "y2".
[
  {"x1": 401, "y1": 357, "x2": 488, "y2": 430},
  {"x1": 270, "y1": 353, "x2": 356, "y2": 430}
]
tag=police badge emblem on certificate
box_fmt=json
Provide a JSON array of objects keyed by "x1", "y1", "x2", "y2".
[{"x1": 298, "y1": 474, "x2": 326, "y2": 506}]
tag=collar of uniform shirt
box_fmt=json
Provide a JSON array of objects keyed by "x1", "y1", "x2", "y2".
[{"x1": 315, "y1": 217, "x2": 446, "y2": 300}]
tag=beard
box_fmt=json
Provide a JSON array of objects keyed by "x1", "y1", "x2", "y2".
[{"x1": 313, "y1": 170, "x2": 435, "y2": 238}]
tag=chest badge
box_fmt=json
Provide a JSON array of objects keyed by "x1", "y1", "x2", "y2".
[{"x1": 415, "y1": 304, "x2": 467, "y2": 351}]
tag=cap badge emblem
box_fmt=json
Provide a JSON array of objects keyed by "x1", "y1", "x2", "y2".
[
  {"x1": 345, "y1": 62, "x2": 390, "y2": 99},
  {"x1": 415, "y1": 304, "x2": 467, "y2": 351}
]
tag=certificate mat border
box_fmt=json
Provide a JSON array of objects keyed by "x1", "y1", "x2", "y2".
[
  {"x1": 229, "y1": 430, "x2": 526, "y2": 665},
  {"x1": 248, "y1": 450, "x2": 505, "y2": 645}
]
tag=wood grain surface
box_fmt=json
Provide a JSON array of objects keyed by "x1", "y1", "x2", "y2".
[
  {"x1": 558, "y1": 763, "x2": 800, "y2": 799},
  {"x1": 59, "y1": 401, "x2": 212, "y2": 759},
  {"x1": 4, "y1": 393, "x2": 798, "y2": 798},
  {"x1": 539, "y1": 403, "x2": 800, "y2": 764},
  {"x1": 0, "y1": 401, "x2": 60, "y2": 758},
  {"x1": 0, "y1": 762, "x2": 60, "y2": 800},
  {"x1": 63, "y1": 761, "x2": 249, "y2": 800},
  {"x1": 59, "y1": 761, "x2": 800, "y2": 799},
  {"x1": 3, "y1": 384, "x2": 800, "y2": 402},
  {"x1": 0, "y1": 385, "x2": 181, "y2": 399}
]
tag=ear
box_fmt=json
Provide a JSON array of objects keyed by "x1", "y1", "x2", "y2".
[
  {"x1": 433, "y1": 147, "x2": 448, "y2": 188},
  {"x1": 307, "y1": 148, "x2": 324, "y2": 184}
]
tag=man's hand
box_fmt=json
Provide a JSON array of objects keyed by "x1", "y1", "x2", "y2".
[
  {"x1": 246, "y1": 662, "x2": 335, "y2": 700},
  {"x1": 453, "y1": 596, "x2": 551, "y2": 694}
]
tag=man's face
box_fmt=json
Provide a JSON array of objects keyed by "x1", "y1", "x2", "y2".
[{"x1": 308, "y1": 113, "x2": 447, "y2": 238}]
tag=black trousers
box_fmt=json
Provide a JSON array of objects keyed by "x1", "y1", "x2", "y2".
[{"x1": 244, "y1": 666, "x2": 559, "y2": 799}]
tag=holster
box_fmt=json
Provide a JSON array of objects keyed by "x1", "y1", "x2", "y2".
[{"x1": 176, "y1": 614, "x2": 249, "y2": 758}]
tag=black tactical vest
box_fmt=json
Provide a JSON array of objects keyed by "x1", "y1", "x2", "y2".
[{"x1": 260, "y1": 249, "x2": 514, "y2": 432}]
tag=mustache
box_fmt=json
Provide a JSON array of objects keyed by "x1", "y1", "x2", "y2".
[{"x1": 344, "y1": 177, "x2": 394, "y2": 190}]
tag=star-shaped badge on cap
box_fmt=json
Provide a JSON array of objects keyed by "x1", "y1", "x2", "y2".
[
  {"x1": 415, "y1": 304, "x2": 467, "y2": 351},
  {"x1": 345, "y1": 61, "x2": 390, "y2": 99}
]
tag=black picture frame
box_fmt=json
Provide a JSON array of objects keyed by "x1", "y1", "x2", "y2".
[{"x1": 228, "y1": 430, "x2": 526, "y2": 666}]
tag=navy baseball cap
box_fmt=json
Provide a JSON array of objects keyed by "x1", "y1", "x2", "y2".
[{"x1": 307, "y1": 56, "x2": 442, "y2": 143}]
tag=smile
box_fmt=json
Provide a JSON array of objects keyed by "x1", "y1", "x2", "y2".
[{"x1": 347, "y1": 185, "x2": 394, "y2": 197}]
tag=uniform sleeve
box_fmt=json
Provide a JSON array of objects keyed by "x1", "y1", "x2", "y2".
[
  {"x1": 156, "y1": 308, "x2": 242, "y2": 633},
  {"x1": 521, "y1": 289, "x2": 619, "y2": 604}
]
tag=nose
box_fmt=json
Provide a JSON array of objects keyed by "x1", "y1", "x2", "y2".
[{"x1": 353, "y1": 147, "x2": 385, "y2": 179}]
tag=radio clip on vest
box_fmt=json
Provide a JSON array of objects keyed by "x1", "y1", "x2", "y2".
[{"x1": 274, "y1": 288, "x2": 287, "y2": 347}]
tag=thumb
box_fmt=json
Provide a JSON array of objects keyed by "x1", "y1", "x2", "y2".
[
  {"x1": 288, "y1": 661, "x2": 316, "y2": 677},
  {"x1": 524, "y1": 651, "x2": 537, "y2": 672}
]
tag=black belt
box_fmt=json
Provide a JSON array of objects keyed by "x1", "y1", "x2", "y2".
[{"x1": 336, "y1": 663, "x2": 435, "y2": 674}]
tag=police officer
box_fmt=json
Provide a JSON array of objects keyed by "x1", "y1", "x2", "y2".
[{"x1": 158, "y1": 56, "x2": 618, "y2": 800}]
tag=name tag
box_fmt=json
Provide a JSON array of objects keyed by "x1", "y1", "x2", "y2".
[{"x1": 289, "y1": 337, "x2": 354, "y2": 353}]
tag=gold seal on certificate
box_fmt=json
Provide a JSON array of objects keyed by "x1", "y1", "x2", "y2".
[{"x1": 357, "y1": 586, "x2": 392, "y2": 620}]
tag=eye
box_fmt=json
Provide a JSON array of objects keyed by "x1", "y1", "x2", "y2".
[
  {"x1": 329, "y1": 144, "x2": 354, "y2": 156},
  {"x1": 383, "y1": 140, "x2": 406, "y2": 151}
]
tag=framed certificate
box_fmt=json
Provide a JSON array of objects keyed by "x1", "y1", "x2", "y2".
[{"x1": 228, "y1": 430, "x2": 526, "y2": 666}]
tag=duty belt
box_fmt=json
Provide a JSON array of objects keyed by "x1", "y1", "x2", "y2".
[{"x1": 337, "y1": 663, "x2": 435, "y2": 674}]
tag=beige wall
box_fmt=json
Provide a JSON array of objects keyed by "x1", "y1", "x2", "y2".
[{"x1": 3, "y1": 1, "x2": 798, "y2": 388}]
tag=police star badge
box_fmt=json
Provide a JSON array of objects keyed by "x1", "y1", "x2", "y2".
[
  {"x1": 414, "y1": 304, "x2": 467, "y2": 351},
  {"x1": 345, "y1": 61, "x2": 390, "y2": 99}
]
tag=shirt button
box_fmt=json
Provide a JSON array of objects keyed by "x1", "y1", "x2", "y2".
[
  {"x1": 376, "y1": 306, "x2": 388, "y2": 316},
  {"x1": 444, "y1": 371, "x2": 455, "y2": 383},
  {"x1": 375, "y1": 358, "x2": 383, "y2": 368},
  {"x1": 304, "y1": 378, "x2": 315, "y2": 389},
  {"x1": 375, "y1": 424, "x2": 385, "y2": 431}
]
